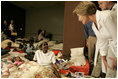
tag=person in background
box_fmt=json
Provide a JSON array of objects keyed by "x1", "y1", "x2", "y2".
[
  {"x1": 19, "y1": 40, "x2": 27, "y2": 52},
  {"x1": 38, "y1": 29, "x2": 42, "y2": 36},
  {"x1": 98, "y1": 1, "x2": 116, "y2": 10},
  {"x1": 8, "y1": 19, "x2": 17, "y2": 42},
  {"x1": 9, "y1": 20, "x2": 15, "y2": 32},
  {"x1": 98, "y1": 1, "x2": 117, "y2": 26},
  {"x1": 2, "y1": 20, "x2": 9, "y2": 35},
  {"x1": 4, "y1": 42, "x2": 14, "y2": 50},
  {"x1": 84, "y1": 22, "x2": 96, "y2": 75},
  {"x1": 98, "y1": 1, "x2": 117, "y2": 78},
  {"x1": 33, "y1": 42, "x2": 61, "y2": 78},
  {"x1": 26, "y1": 40, "x2": 34, "y2": 53},
  {"x1": 38, "y1": 30, "x2": 47, "y2": 41},
  {"x1": 1, "y1": 20, "x2": 9, "y2": 40},
  {"x1": 73, "y1": 1, "x2": 117, "y2": 78}
]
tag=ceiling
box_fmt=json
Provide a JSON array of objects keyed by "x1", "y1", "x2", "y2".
[{"x1": 9, "y1": 1, "x2": 65, "y2": 10}]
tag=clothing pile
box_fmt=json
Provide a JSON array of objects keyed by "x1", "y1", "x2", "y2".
[
  {"x1": 1, "y1": 56, "x2": 57, "y2": 78},
  {"x1": 20, "y1": 61, "x2": 56, "y2": 78}
]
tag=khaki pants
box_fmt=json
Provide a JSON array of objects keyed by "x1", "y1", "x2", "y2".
[
  {"x1": 106, "y1": 48, "x2": 117, "y2": 78},
  {"x1": 88, "y1": 36, "x2": 97, "y2": 71},
  {"x1": 91, "y1": 52, "x2": 102, "y2": 77}
]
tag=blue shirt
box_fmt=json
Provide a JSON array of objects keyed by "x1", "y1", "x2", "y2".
[
  {"x1": 26, "y1": 44, "x2": 34, "y2": 53},
  {"x1": 84, "y1": 22, "x2": 96, "y2": 39}
]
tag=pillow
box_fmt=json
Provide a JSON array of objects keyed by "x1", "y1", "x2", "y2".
[
  {"x1": 70, "y1": 47, "x2": 84, "y2": 56},
  {"x1": 70, "y1": 47, "x2": 86, "y2": 66}
]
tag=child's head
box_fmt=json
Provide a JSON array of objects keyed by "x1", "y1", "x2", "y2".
[
  {"x1": 15, "y1": 56, "x2": 21, "y2": 61},
  {"x1": 12, "y1": 56, "x2": 22, "y2": 62},
  {"x1": 8, "y1": 42, "x2": 12, "y2": 47}
]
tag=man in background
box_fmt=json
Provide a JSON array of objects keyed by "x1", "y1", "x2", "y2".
[{"x1": 84, "y1": 22, "x2": 96, "y2": 75}]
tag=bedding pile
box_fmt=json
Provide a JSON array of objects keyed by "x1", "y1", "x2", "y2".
[{"x1": 1, "y1": 51, "x2": 56, "y2": 78}]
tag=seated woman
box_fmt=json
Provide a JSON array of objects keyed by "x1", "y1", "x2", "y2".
[{"x1": 33, "y1": 42, "x2": 61, "y2": 78}]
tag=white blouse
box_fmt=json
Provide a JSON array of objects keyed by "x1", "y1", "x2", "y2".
[{"x1": 33, "y1": 50, "x2": 56, "y2": 68}]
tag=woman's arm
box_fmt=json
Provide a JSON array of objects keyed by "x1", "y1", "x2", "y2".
[{"x1": 53, "y1": 63, "x2": 60, "y2": 71}]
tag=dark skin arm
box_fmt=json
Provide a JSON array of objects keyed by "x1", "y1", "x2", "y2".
[
  {"x1": 53, "y1": 63, "x2": 60, "y2": 71},
  {"x1": 53, "y1": 63, "x2": 61, "y2": 78}
]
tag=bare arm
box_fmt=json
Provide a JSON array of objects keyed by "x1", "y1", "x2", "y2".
[{"x1": 53, "y1": 63, "x2": 60, "y2": 71}]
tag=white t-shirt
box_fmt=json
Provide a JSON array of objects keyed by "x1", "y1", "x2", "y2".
[{"x1": 33, "y1": 50, "x2": 56, "y2": 68}]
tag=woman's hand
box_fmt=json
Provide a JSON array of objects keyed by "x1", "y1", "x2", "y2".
[
  {"x1": 53, "y1": 63, "x2": 59, "y2": 70},
  {"x1": 108, "y1": 57, "x2": 117, "y2": 70},
  {"x1": 102, "y1": 56, "x2": 108, "y2": 72}
]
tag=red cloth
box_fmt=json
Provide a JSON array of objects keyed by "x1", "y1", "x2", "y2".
[
  {"x1": 13, "y1": 51, "x2": 25, "y2": 53},
  {"x1": 69, "y1": 59, "x2": 89, "y2": 75},
  {"x1": 60, "y1": 69, "x2": 70, "y2": 74},
  {"x1": 52, "y1": 50, "x2": 60, "y2": 55},
  {"x1": 4, "y1": 46, "x2": 14, "y2": 50}
]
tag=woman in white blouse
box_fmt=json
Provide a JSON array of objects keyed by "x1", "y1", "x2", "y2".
[
  {"x1": 33, "y1": 42, "x2": 61, "y2": 78},
  {"x1": 73, "y1": 1, "x2": 117, "y2": 78}
]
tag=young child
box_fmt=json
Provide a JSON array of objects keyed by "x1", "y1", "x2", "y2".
[
  {"x1": 26, "y1": 40, "x2": 34, "y2": 53},
  {"x1": 12, "y1": 56, "x2": 24, "y2": 66},
  {"x1": 19, "y1": 40, "x2": 27, "y2": 51}
]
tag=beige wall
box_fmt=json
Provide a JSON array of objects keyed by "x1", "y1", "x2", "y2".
[
  {"x1": 25, "y1": 6, "x2": 64, "y2": 42},
  {"x1": 25, "y1": 1, "x2": 85, "y2": 57}
]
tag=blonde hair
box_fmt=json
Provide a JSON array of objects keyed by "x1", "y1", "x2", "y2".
[{"x1": 73, "y1": 1, "x2": 97, "y2": 16}]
